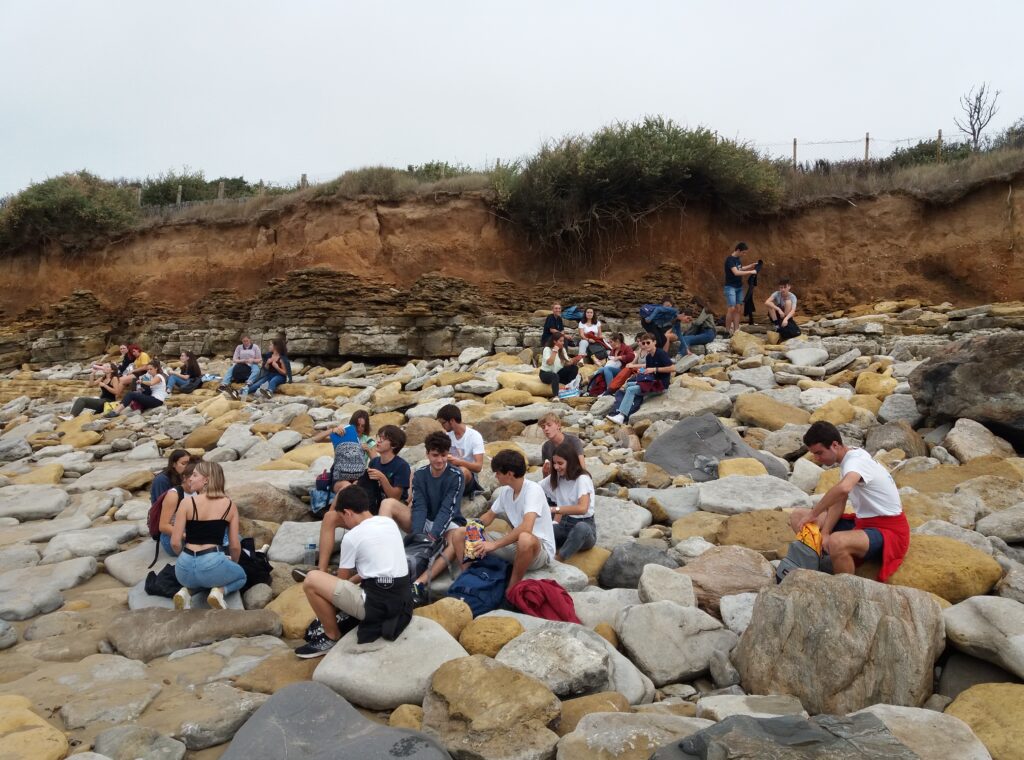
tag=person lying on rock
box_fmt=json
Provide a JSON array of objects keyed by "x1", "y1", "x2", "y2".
[
  {"x1": 218, "y1": 335, "x2": 262, "y2": 393},
  {"x1": 541, "y1": 441, "x2": 597, "y2": 562},
  {"x1": 312, "y1": 411, "x2": 378, "y2": 488},
  {"x1": 790, "y1": 421, "x2": 910, "y2": 580},
  {"x1": 379, "y1": 431, "x2": 466, "y2": 603},
  {"x1": 436, "y1": 404, "x2": 484, "y2": 495},
  {"x1": 295, "y1": 486, "x2": 413, "y2": 658},
  {"x1": 605, "y1": 332, "x2": 673, "y2": 425},
  {"x1": 446, "y1": 449, "x2": 557, "y2": 591},
  {"x1": 171, "y1": 461, "x2": 245, "y2": 610},
  {"x1": 539, "y1": 412, "x2": 586, "y2": 477}
]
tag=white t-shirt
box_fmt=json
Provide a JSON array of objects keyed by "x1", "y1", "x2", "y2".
[
  {"x1": 338, "y1": 515, "x2": 408, "y2": 579},
  {"x1": 840, "y1": 448, "x2": 902, "y2": 518},
  {"x1": 771, "y1": 291, "x2": 798, "y2": 312},
  {"x1": 491, "y1": 479, "x2": 557, "y2": 560},
  {"x1": 449, "y1": 426, "x2": 485, "y2": 462},
  {"x1": 579, "y1": 321, "x2": 602, "y2": 339},
  {"x1": 541, "y1": 347, "x2": 566, "y2": 374},
  {"x1": 541, "y1": 473, "x2": 595, "y2": 518},
  {"x1": 144, "y1": 373, "x2": 167, "y2": 402}
]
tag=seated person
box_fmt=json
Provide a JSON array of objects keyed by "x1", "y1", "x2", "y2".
[
  {"x1": 577, "y1": 307, "x2": 609, "y2": 362},
  {"x1": 538, "y1": 412, "x2": 586, "y2": 477},
  {"x1": 166, "y1": 351, "x2": 203, "y2": 394},
  {"x1": 112, "y1": 344, "x2": 151, "y2": 396},
  {"x1": 675, "y1": 298, "x2": 718, "y2": 356},
  {"x1": 218, "y1": 336, "x2": 262, "y2": 392},
  {"x1": 295, "y1": 486, "x2": 413, "y2": 658},
  {"x1": 239, "y1": 338, "x2": 291, "y2": 399},
  {"x1": 640, "y1": 296, "x2": 678, "y2": 353},
  {"x1": 538, "y1": 334, "x2": 583, "y2": 397},
  {"x1": 765, "y1": 279, "x2": 801, "y2": 339},
  {"x1": 605, "y1": 333, "x2": 673, "y2": 424},
  {"x1": 379, "y1": 432, "x2": 466, "y2": 600},
  {"x1": 151, "y1": 449, "x2": 191, "y2": 503},
  {"x1": 436, "y1": 404, "x2": 484, "y2": 493},
  {"x1": 301, "y1": 425, "x2": 410, "y2": 581},
  {"x1": 312, "y1": 411, "x2": 377, "y2": 474},
  {"x1": 106, "y1": 361, "x2": 166, "y2": 417},
  {"x1": 447, "y1": 449, "x2": 557, "y2": 591},
  {"x1": 541, "y1": 441, "x2": 597, "y2": 561},
  {"x1": 69, "y1": 362, "x2": 120, "y2": 416},
  {"x1": 170, "y1": 461, "x2": 245, "y2": 610},
  {"x1": 595, "y1": 333, "x2": 635, "y2": 393},
  {"x1": 159, "y1": 459, "x2": 200, "y2": 557},
  {"x1": 541, "y1": 302, "x2": 565, "y2": 348},
  {"x1": 789, "y1": 422, "x2": 909, "y2": 580}
]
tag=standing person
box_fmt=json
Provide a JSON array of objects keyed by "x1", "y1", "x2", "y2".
[
  {"x1": 436, "y1": 404, "x2": 484, "y2": 493},
  {"x1": 240, "y1": 338, "x2": 291, "y2": 399},
  {"x1": 219, "y1": 336, "x2": 262, "y2": 393},
  {"x1": 106, "y1": 361, "x2": 166, "y2": 417},
  {"x1": 541, "y1": 303, "x2": 565, "y2": 349},
  {"x1": 790, "y1": 422, "x2": 909, "y2": 580},
  {"x1": 542, "y1": 441, "x2": 597, "y2": 561},
  {"x1": 577, "y1": 307, "x2": 609, "y2": 362},
  {"x1": 594, "y1": 333, "x2": 635, "y2": 393},
  {"x1": 538, "y1": 334, "x2": 583, "y2": 397},
  {"x1": 605, "y1": 333, "x2": 673, "y2": 424},
  {"x1": 724, "y1": 242, "x2": 759, "y2": 336},
  {"x1": 742, "y1": 259, "x2": 764, "y2": 326},
  {"x1": 764, "y1": 278, "x2": 801, "y2": 339},
  {"x1": 675, "y1": 299, "x2": 718, "y2": 356},
  {"x1": 538, "y1": 412, "x2": 586, "y2": 476},
  {"x1": 295, "y1": 486, "x2": 413, "y2": 658},
  {"x1": 166, "y1": 351, "x2": 203, "y2": 395},
  {"x1": 447, "y1": 450, "x2": 556, "y2": 591},
  {"x1": 170, "y1": 461, "x2": 245, "y2": 610}
]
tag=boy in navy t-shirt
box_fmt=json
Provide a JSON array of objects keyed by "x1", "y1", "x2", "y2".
[
  {"x1": 606, "y1": 332, "x2": 674, "y2": 424},
  {"x1": 366, "y1": 425, "x2": 412, "y2": 504}
]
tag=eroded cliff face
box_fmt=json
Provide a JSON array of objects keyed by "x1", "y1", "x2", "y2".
[{"x1": 0, "y1": 182, "x2": 1020, "y2": 367}]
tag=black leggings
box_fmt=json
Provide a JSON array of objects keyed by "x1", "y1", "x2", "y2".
[
  {"x1": 539, "y1": 366, "x2": 579, "y2": 397},
  {"x1": 122, "y1": 392, "x2": 163, "y2": 411},
  {"x1": 71, "y1": 396, "x2": 108, "y2": 416}
]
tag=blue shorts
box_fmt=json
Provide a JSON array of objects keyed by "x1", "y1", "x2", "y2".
[
  {"x1": 834, "y1": 518, "x2": 884, "y2": 562},
  {"x1": 723, "y1": 285, "x2": 743, "y2": 307}
]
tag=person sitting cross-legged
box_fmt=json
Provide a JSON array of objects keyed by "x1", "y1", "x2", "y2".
[
  {"x1": 378, "y1": 431, "x2": 466, "y2": 603},
  {"x1": 541, "y1": 441, "x2": 597, "y2": 561},
  {"x1": 445, "y1": 449, "x2": 557, "y2": 591},
  {"x1": 294, "y1": 486, "x2": 413, "y2": 658}
]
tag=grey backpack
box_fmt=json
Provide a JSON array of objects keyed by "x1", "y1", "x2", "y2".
[{"x1": 775, "y1": 540, "x2": 822, "y2": 583}]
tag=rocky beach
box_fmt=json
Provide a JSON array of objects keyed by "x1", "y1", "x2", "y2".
[{"x1": 0, "y1": 298, "x2": 1022, "y2": 760}]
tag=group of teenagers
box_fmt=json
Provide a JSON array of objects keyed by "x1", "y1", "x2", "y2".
[
  {"x1": 70, "y1": 336, "x2": 294, "y2": 420},
  {"x1": 290, "y1": 406, "x2": 599, "y2": 658}
]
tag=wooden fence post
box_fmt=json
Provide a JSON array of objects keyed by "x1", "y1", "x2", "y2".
[
  {"x1": 864, "y1": 132, "x2": 870, "y2": 161},
  {"x1": 300, "y1": 173, "x2": 308, "y2": 189},
  {"x1": 937, "y1": 129, "x2": 943, "y2": 162},
  {"x1": 135, "y1": 187, "x2": 142, "y2": 207},
  {"x1": 176, "y1": 185, "x2": 182, "y2": 205},
  {"x1": 792, "y1": 138, "x2": 797, "y2": 170},
  {"x1": 217, "y1": 181, "x2": 225, "y2": 201}
]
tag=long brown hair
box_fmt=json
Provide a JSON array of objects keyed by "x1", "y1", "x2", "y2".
[{"x1": 549, "y1": 440, "x2": 590, "y2": 489}]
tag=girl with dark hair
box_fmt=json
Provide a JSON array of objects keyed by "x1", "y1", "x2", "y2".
[
  {"x1": 595, "y1": 332, "x2": 636, "y2": 392},
  {"x1": 241, "y1": 338, "x2": 291, "y2": 399},
  {"x1": 577, "y1": 307, "x2": 609, "y2": 362},
  {"x1": 151, "y1": 449, "x2": 190, "y2": 503},
  {"x1": 541, "y1": 440, "x2": 597, "y2": 561},
  {"x1": 159, "y1": 458, "x2": 200, "y2": 557},
  {"x1": 538, "y1": 334, "x2": 583, "y2": 397},
  {"x1": 106, "y1": 360, "x2": 166, "y2": 417},
  {"x1": 166, "y1": 351, "x2": 204, "y2": 394},
  {"x1": 349, "y1": 410, "x2": 377, "y2": 463}
]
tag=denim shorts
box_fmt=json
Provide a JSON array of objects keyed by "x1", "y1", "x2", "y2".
[
  {"x1": 723, "y1": 285, "x2": 743, "y2": 307},
  {"x1": 834, "y1": 518, "x2": 884, "y2": 562}
]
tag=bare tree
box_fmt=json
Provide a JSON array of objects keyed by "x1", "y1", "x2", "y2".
[{"x1": 955, "y1": 83, "x2": 1000, "y2": 150}]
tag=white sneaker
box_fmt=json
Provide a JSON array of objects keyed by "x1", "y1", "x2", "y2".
[
  {"x1": 207, "y1": 587, "x2": 226, "y2": 610},
  {"x1": 173, "y1": 587, "x2": 191, "y2": 610},
  {"x1": 606, "y1": 413, "x2": 625, "y2": 425}
]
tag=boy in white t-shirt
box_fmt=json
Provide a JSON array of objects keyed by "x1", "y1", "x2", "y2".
[
  {"x1": 790, "y1": 422, "x2": 909, "y2": 580},
  {"x1": 296, "y1": 487, "x2": 412, "y2": 658},
  {"x1": 448, "y1": 449, "x2": 556, "y2": 590},
  {"x1": 436, "y1": 404, "x2": 485, "y2": 495}
]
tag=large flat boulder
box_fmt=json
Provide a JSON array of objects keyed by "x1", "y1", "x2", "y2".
[
  {"x1": 105, "y1": 609, "x2": 283, "y2": 661},
  {"x1": 697, "y1": 475, "x2": 811, "y2": 515},
  {"x1": 944, "y1": 596, "x2": 1024, "y2": 680}
]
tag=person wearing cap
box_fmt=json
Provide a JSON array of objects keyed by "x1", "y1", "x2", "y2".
[{"x1": 723, "y1": 242, "x2": 759, "y2": 336}]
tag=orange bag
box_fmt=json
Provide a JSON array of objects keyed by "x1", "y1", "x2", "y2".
[{"x1": 609, "y1": 366, "x2": 636, "y2": 392}]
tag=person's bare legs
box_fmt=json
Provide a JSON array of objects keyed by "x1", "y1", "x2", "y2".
[
  {"x1": 317, "y1": 511, "x2": 344, "y2": 573},
  {"x1": 302, "y1": 570, "x2": 343, "y2": 640},
  {"x1": 378, "y1": 498, "x2": 412, "y2": 533},
  {"x1": 826, "y1": 530, "x2": 870, "y2": 575},
  {"x1": 416, "y1": 528, "x2": 466, "y2": 586},
  {"x1": 508, "y1": 532, "x2": 541, "y2": 589}
]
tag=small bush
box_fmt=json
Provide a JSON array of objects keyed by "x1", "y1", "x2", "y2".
[
  {"x1": 0, "y1": 171, "x2": 138, "y2": 254},
  {"x1": 405, "y1": 161, "x2": 475, "y2": 182}
]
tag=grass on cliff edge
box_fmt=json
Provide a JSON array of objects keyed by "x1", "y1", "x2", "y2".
[{"x1": 3, "y1": 119, "x2": 1024, "y2": 256}]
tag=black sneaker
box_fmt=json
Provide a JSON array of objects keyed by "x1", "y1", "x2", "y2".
[
  {"x1": 411, "y1": 582, "x2": 428, "y2": 607},
  {"x1": 294, "y1": 633, "x2": 337, "y2": 658},
  {"x1": 304, "y1": 618, "x2": 325, "y2": 642}
]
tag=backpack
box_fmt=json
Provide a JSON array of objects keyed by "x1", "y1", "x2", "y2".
[
  {"x1": 562, "y1": 305, "x2": 584, "y2": 321},
  {"x1": 775, "y1": 524, "x2": 824, "y2": 583},
  {"x1": 640, "y1": 304, "x2": 679, "y2": 329},
  {"x1": 586, "y1": 372, "x2": 607, "y2": 397},
  {"x1": 146, "y1": 485, "x2": 183, "y2": 568},
  {"x1": 447, "y1": 554, "x2": 511, "y2": 617},
  {"x1": 404, "y1": 532, "x2": 447, "y2": 592},
  {"x1": 144, "y1": 563, "x2": 181, "y2": 598},
  {"x1": 237, "y1": 537, "x2": 273, "y2": 591}
]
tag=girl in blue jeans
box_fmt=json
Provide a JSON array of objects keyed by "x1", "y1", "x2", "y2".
[
  {"x1": 596, "y1": 333, "x2": 635, "y2": 394},
  {"x1": 240, "y1": 338, "x2": 291, "y2": 399},
  {"x1": 171, "y1": 461, "x2": 245, "y2": 609},
  {"x1": 674, "y1": 300, "x2": 718, "y2": 356}
]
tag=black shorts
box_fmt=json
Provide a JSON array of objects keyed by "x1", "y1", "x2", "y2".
[{"x1": 834, "y1": 518, "x2": 884, "y2": 562}]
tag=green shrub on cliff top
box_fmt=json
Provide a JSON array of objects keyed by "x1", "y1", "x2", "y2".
[
  {"x1": 496, "y1": 117, "x2": 783, "y2": 252},
  {"x1": 0, "y1": 171, "x2": 139, "y2": 254}
]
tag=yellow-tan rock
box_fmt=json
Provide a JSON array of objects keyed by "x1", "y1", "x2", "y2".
[
  {"x1": 265, "y1": 583, "x2": 316, "y2": 640},
  {"x1": 0, "y1": 706, "x2": 68, "y2": 760},
  {"x1": 414, "y1": 597, "x2": 473, "y2": 640},
  {"x1": 558, "y1": 691, "x2": 631, "y2": 736},
  {"x1": 732, "y1": 393, "x2": 810, "y2": 431},
  {"x1": 717, "y1": 458, "x2": 769, "y2": 478},
  {"x1": 946, "y1": 683, "x2": 1024, "y2": 760},
  {"x1": 12, "y1": 463, "x2": 64, "y2": 485},
  {"x1": 563, "y1": 546, "x2": 610, "y2": 583},
  {"x1": 671, "y1": 512, "x2": 729, "y2": 543},
  {"x1": 810, "y1": 398, "x2": 856, "y2": 426},
  {"x1": 715, "y1": 510, "x2": 793, "y2": 560},
  {"x1": 458, "y1": 616, "x2": 524, "y2": 657},
  {"x1": 854, "y1": 370, "x2": 899, "y2": 399},
  {"x1": 283, "y1": 443, "x2": 333, "y2": 466},
  {"x1": 389, "y1": 704, "x2": 424, "y2": 731}
]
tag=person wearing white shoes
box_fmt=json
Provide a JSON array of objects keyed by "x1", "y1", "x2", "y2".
[
  {"x1": 605, "y1": 332, "x2": 674, "y2": 425},
  {"x1": 171, "y1": 461, "x2": 245, "y2": 610}
]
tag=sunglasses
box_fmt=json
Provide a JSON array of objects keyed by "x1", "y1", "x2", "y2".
[{"x1": 640, "y1": 340, "x2": 655, "y2": 345}]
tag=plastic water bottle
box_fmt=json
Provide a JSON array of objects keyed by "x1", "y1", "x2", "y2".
[{"x1": 303, "y1": 543, "x2": 317, "y2": 567}]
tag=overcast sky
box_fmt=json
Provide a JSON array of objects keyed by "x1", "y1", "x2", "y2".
[{"x1": 2, "y1": 0, "x2": 1021, "y2": 196}]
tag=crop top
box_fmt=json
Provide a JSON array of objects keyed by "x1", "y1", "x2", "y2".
[{"x1": 184, "y1": 498, "x2": 233, "y2": 545}]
